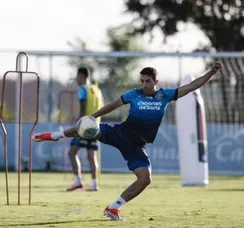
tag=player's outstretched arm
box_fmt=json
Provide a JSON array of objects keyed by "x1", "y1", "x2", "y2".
[
  {"x1": 91, "y1": 97, "x2": 124, "y2": 118},
  {"x1": 177, "y1": 61, "x2": 222, "y2": 98},
  {"x1": 62, "y1": 98, "x2": 124, "y2": 137}
]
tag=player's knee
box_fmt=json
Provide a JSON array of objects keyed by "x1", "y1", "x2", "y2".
[
  {"x1": 134, "y1": 166, "x2": 152, "y2": 186},
  {"x1": 143, "y1": 175, "x2": 152, "y2": 186},
  {"x1": 138, "y1": 174, "x2": 151, "y2": 186}
]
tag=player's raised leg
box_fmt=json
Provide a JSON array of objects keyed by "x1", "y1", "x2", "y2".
[
  {"x1": 32, "y1": 127, "x2": 77, "y2": 141},
  {"x1": 32, "y1": 126, "x2": 102, "y2": 142}
]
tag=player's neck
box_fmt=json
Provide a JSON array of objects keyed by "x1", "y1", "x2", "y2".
[{"x1": 142, "y1": 88, "x2": 157, "y2": 96}]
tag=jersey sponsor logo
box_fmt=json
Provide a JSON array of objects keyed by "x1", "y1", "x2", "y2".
[
  {"x1": 155, "y1": 92, "x2": 163, "y2": 100},
  {"x1": 137, "y1": 101, "x2": 162, "y2": 110}
]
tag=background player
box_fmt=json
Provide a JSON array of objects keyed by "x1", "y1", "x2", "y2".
[
  {"x1": 33, "y1": 61, "x2": 222, "y2": 220},
  {"x1": 67, "y1": 67, "x2": 102, "y2": 191}
]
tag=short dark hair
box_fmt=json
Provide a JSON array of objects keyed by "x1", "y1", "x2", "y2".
[
  {"x1": 77, "y1": 67, "x2": 89, "y2": 78},
  {"x1": 140, "y1": 67, "x2": 157, "y2": 80}
]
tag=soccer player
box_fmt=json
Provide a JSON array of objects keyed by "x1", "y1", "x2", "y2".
[
  {"x1": 66, "y1": 67, "x2": 101, "y2": 191},
  {"x1": 33, "y1": 61, "x2": 222, "y2": 221}
]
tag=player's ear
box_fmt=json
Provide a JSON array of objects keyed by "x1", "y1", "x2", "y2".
[{"x1": 155, "y1": 79, "x2": 159, "y2": 85}]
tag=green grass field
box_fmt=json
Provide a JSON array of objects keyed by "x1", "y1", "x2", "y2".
[{"x1": 0, "y1": 172, "x2": 244, "y2": 228}]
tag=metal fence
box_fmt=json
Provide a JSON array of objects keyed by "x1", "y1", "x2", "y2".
[{"x1": 1, "y1": 50, "x2": 244, "y2": 123}]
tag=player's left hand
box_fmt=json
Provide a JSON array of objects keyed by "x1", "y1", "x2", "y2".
[{"x1": 211, "y1": 61, "x2": 222, "y2": 74}]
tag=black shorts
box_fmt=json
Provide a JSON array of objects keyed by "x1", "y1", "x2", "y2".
[
  {"x1": 99, "y1": 123, "x2": 151, "y2": 171},
  {"x1": 70, "y1": 137, "x2": 98, "y2": 150}
]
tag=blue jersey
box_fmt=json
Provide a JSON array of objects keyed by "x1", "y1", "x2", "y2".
[
  {"x1": 77, "y1": 86, "x2": 87, "y2": 101},
  {"x1": 121, "y1": 88, "x2": 178, "y2": 143}
]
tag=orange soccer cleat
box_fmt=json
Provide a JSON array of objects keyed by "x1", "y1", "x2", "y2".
[
  {"x1": 66, "y1": 184, "x2": 84, "y2": 192},
  {"x1": 103, "y1": 206, "x2": 123, "y2": 221},
  {"x1": 32, "y1": 132, "x2": 58, "y2": 142}
]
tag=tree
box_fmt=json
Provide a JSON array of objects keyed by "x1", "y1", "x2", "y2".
[
  {"x1": 67, "y1": 27, "x2": 143, "y2": 120},
  {"x1": 124, "y1": 0, "x2": 244, "y2": 51},
  {"x1": 124, "y1": 0, "x2": 244, "y2": 123}
]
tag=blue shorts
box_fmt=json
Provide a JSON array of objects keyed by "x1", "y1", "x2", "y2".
[
  {"x1": 99, "y1": 123, "x2": 151, "y2": 171},
  {"x1": 70, "y1": 137, "x2": 98, "y2": 150}
]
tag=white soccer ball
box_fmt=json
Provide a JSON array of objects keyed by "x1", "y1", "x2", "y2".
[{"x1": 76, "y1": 116, "x2": 99, "y2": 139}]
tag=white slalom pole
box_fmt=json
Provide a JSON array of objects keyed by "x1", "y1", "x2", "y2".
[{"x1": 176, "y1": 75, "x2": 209, "y2": 186}]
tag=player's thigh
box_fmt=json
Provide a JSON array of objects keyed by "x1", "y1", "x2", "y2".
[
  {"x1": 87, "y1": 140, "x2": 98, "y2": 162},
  {"x1": 68, "y1": 146, "x2": 79, "y2": 156},
  {"x1": 87, "y1": 139, "x2": 98, "y2": 151},
  {"x1": 87, "y1": 139, "x2": 98, "y2": 161},
  {"x1": 98, "y1": 123, "x2": 125, "y2": 149},
  {"x1": 69, "y1": 138, "x2": 80, "y2": 155},
  {"x1": 123, "y1": 146, "x2": 151, "y2": 172}
]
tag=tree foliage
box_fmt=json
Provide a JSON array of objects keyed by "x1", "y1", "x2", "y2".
[
  {"x1": 67, "y1": 27, "x2": 143, "y2": 120},
  {"x1": 124, "y1": 0, "x2": 244, "y2": 51},
  {"x1": 68, "y1": 28, "x2": 142, "y2": 86}
]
